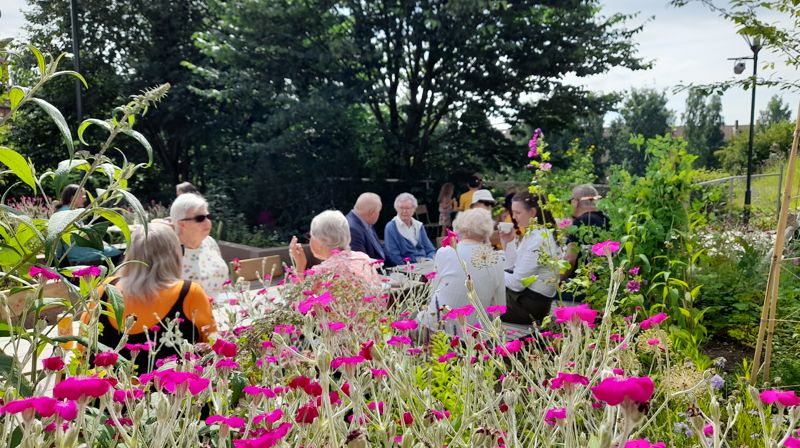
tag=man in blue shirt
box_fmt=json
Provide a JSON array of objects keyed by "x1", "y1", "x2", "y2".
[{"x1": 346, "y1": 192, "x2": 386, "y2": 261}]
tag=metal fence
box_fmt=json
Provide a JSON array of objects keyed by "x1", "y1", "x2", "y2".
[{"x1": 694, "y1": 170, "x2": 785, "y2": 221}]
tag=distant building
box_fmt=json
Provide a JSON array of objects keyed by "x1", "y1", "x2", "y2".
[{"x1": 671, "y1": 121, "x2": 749, "y2": 142}]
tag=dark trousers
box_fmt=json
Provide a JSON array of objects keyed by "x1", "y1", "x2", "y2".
[{"x1": 501, "y1": 287, "x2": 553, "y2": 325}]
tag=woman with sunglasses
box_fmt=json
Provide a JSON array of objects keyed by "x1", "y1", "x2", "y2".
[{"x1": 170, "y1": 193, "x2": 228, "y2": 299}]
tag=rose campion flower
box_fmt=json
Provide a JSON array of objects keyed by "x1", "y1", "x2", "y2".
[
  {"x1": 233, "y1": 422, "x2": 292, "y2": 448},
  {"x1": 53, "y1": 377, "x2": 112, "y2": 401},
  {"x1": 391, "y1": 319, "x2": 418, "y2": 331},
  {"x1": 42, "y1": 356, "x2": 65, "y2": 371},
  {"x1": 253, "y1": 409, "x2": 284, "y2": 425},
  {"x1": 495, "y1": 340, "x2": 523, "y2": 357},
  {"x1": 553, "y1": 303, "x2": 598, "y2": 326},
  {"x1": 437, "y1": 352, "x2": 457, "y2": 362},
  {"x1": 549, "y1": 372, "x2": 589, "y2": 390},
  {"x1": 441, "y1": 228, "x2": 458, "y2": 248},
  {"x1": 72, "y1": 266, "x2": 102, "y2": 278},
  {"x1": 295, "y1": 405, "x2": 319, "y2": 424},
  {"x1": 443, "y1": 304, "x2": 474, "y2": 320},
  {"x1": 629, "y1": 266, "x2": 640, "y2": 275},
  {"x1": 591, "y1": 240, "x2": 620, "y2": 257},
  {"x1": 330, "y1": 355, "x2": 366, "y2": 370},
  {"x1": 29, "y1": 266, "x2": 60, "y2": 281},
  {"x1": 486, "y1": 305, "x2": 507, "y2": 316},
  {"x1": 785, "y1": 437, "x2": 800, "y2": 448},
  {"x1": 387, "y1": 335, "x2": 412, "y2": 346},
  {"x1": 544, "y1": 407, "x2": 566, "y2": 426},
  {"x1": 640, "y1": 313, "x2": 668, "y2": 330},
  {"x1": 94, "y1": 351, "x2": 119, "y2": 367},
  {"x1": 624, "y1": 440, "x2": 666, "y2": 448},
  {"x1": 760, "y1": 389, "x2": 800, "y2": 407},
  {"x1": 212, "y1": 339, "x2": 238, "y2": 358},
  {"x1": 591, "y1": 376, "x2": 655, "y2": 406},
  {"x1": 207, "y1": 415, "x2": 246, "y2": 429},
  {"x1": 113, "y1": 389, "x2": 144, "y2": 403}
]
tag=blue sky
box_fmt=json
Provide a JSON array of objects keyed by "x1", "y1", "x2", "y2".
[{"x1": 1, "y1": 0, "x2": 797, "y2": 125}]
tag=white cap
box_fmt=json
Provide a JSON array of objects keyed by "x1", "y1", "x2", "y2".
[{"x1": 471, "y1": 189, "x2": 496, "y2": 205}]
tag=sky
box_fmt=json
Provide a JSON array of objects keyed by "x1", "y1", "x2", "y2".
[{"x1": 1, "y1": 0, "x2": 797, "y2": 126}]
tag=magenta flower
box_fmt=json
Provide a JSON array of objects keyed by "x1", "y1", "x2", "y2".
[
  {"x1": 370, "y1": 368, "x2": 389, "y2": 378},
  {"x1": 297, "y1": 291, "x2": 334, "y2": 314},
  {"x1": 495, "y1": 340, "x2": 523, "y2": 357},
  {"x1": 125, "y1": 341, "x2": 154, "y2": 352},
  {"x1": 424, "y1": 271, "x2": 437, "y2": 281},
  {"x1": 760, "y1": 389, "x2": 800, "y2": 407},
  {"x1": 216, "y1": 359, "x2": 240, "y2": 369},
  {"x1": 42, "y1": 356, "x2": 65, "y2": 371},
  {"x1": 441, "y1": 228, "x2": 458, "y2": 248},
  {"x1": 403, "y1": 411, "x2": 414, "y2": 425},
  {"x1": 443, "y1": 304, "x2": 475, "y2": 320},
  {"x1": 243, "y1": 386, "x2": 278, "y2": 398},
  {"x1": 540, "y1": 162, "x2": 552, "y2": 171},
  {"x1": 703, "y1": 423, "x2": 713, "y2": 437},
  {"x1": 295, "y1": 405, "x2": 319, "y2": 424},
  {"x1": 591, "y1": 240, "x2": 620, "y2": 257},
  {"x1": 233, "y1": 422, "x2": 292, "y2": 447},
  {"x1": 629, "y1": 266, "x2": 640, "y2": 275},
  {"x1": 544, "y1": 407, "x2": 566, "y2": 426},
  {"x1": 72, "y1": 266, "x2": 102, "y2": 278},
  {"x1": 253, "y1": 409, "x2": 284, "y2": 425},
  {"x1": 591, "y1": 376, "x2": 654, "y2": 406},
  {"x1": 626, "y1": 280, "x2": 641, "y2": 293},
  {"x1": 367, "y1": 401, "x2": 385, "y2": 414},
  {"x1": 207, "y1": 415, "x2": 246, "y2": 429},
  {"x1": 437, "y1": 352, "x2": 457, "y2": 362},
  {"x1": 624, "y1": 440, "x2": 666, "y2": 448},
  {"x1": 528, "y1": 128, "x2": 542, "y2": 158},
  {"x1": 553, "y1": 303, "x2": 598, "y2": 326},
  {"x1": 54, "y1": 400, "x2": 77, "y2": 420},
  {"x1": 391, "y1": 319, "x2": 418, "y2": 331},
  {"x1": 148, "y1": 369, "x2": 209, "y2": 395},
  {"x1": 113, "y1": 389, "x2": 144, "y2": 403},
  {"x1": 274, "y1": 324, "x2": 296, "y2": 334},
  {"x1": 53, "y1": 377, "x2": 112, "y2": 401},
  {"x1": 387, "y1": 335, "x2": 412, "y2": 346},
  {"x1": 785, "y1": 437, "x2": 800, "y2": 448},
  {"x1": 330, "y1": 355, "x2": 365, "y2": 370},
  {"x1": 94, "y1": 351, "x2": 119, "y2": 367},
  {"x1": 646, "y1": 338, "x2": 660, "y2": 346},
  {"x1": 550, "y1": 372, "x2": 589, "y2": 390},
  {"x1": 640, "y1": 313, "x2": 668, "y2": 330},
  {"x1": 212, "y1": 339, "x2": 238, "y2": 357},
  {"x1": 486, "y1": 305, "x2": 507, "y2": 316},
  {"x1": 0, "y1": 397, "x2": 57, "y2": 417},
  {"x1": 28, "y1": 266, "x2": 60, "y2": 281}
]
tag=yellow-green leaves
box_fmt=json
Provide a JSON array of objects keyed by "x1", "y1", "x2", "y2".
[
  {"x1": 31, "y1": 98, "x2": 74, "y2": 156},
  {"x1": 8, "y1": 86, "x2": 25, "y2": 111},
  {"x1": 0, "y1": 147, "x2": 36, "y2": 192}
]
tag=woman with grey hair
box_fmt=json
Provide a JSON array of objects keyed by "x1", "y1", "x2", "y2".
[
  {"x1": 289, "y1": 210, "x2": 380, "y2": 288},
  {"x1": 419, "y1": 209, "x2": 506, "y2": 335},
  {"x1": 383, "y1": 192, "x2": 436, "y2": 267},
  {"x1": 170, "y1": 193, "x2": 228, "y2": 299},
  {"x1": 86, "y1": 222, "x2": 217, "y2": 374}
]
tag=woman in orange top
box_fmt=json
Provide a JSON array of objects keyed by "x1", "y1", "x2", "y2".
[{"x1": 86, "y1": 222, "x2": 217, "y2": 373}]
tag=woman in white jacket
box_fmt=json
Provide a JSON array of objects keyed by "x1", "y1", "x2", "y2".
[{"x1": 499, "y1": 191, "x2": 560, "y2": 324}]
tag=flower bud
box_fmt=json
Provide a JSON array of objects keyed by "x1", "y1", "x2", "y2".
[
  {"x1": 317, "y1": 348, "x2": 332, "y2": 375},
  {"x1": 63, "y1": 426, "x2": 80, "y2": 448}
]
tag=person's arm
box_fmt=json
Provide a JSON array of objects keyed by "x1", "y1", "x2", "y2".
[
  {"x1": 349, "y1": 221, "x2": 368, "y2": 253},
  {"x1": 504, "y1": 236, "x2": 541, "y2": 292},
  {"x1": 289, "y1": 236, "x2": 308, "y2": 275},
  {"x1": 503, "y1": 237, "x2": 518, "y2": 269},
  {"x1": 384, "y1": 223, "x2": 403, "y2": 266},
  {"x1": 183, "y1": 283, "x2": 218, "y2": 342}
]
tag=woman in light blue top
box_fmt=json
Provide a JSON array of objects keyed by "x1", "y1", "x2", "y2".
[{"x1": 383, "y1": 192, "x2": 436, "y2": 267}]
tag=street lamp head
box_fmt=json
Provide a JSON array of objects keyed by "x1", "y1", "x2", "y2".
[{"x1": 734, "y1": 61, "x2": 746, "y2": 74}]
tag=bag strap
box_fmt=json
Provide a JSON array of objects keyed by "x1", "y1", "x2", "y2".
[{"x1": 177, "y1": 280, "x2": 192, "y2": 303}]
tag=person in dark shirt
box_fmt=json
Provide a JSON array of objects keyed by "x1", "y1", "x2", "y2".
[{"x1": 561, "y1": 184, "x2": 611, "y2": 282}]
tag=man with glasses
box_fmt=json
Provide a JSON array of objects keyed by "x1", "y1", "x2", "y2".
[{"x1": 562, "y1": 185, "x2": 611, "y2": 284}]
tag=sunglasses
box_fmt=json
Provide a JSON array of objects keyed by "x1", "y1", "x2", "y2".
[{"x1": 181, "y1": 214, "x2": 213, "y2": 223}]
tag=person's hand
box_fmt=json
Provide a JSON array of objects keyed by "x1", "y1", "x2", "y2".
[
  {"x1": 289, "y1": 236, "x2": 307, "y2": 273},
  {"x1": 499, "y1": 228, "x2": 515, "y2": 244}
]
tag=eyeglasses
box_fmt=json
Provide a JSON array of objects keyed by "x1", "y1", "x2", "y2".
[{"x1": 181, "y1": 214, "x2": 213, "y2": 223}]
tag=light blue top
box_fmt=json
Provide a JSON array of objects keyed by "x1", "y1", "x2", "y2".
[{"x1": 383, "y1": 219, "x2": 436, "y2": 267}]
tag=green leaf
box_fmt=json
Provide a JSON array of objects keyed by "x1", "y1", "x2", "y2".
[
  {"x1": 47, "y1": 208, "x2": 83, "y2": 242},
  {"x1": 29, "y1": 45, "x2": 46, "y2": 77},
  {"x1": 104, "y1": 284, "x2": 125, "y2": 329},
  {"x1": 120, "y1": 128, "x2": 153, "y2": 167},
  {"x1": 30, "y1": 98, "x2": 74, "y2": 156},
  {"x1": 96, "y1": 209, "x2": 131, "y2": 245},
  {"x1": 0, "y1": 147, "x2": 36, "y2": 192},
  {"x1": 117, "y1": 189, "x2": 147, "y2": 234},
  {"x1": 0, "y1": 353, "x2": 34, "y2": 397},
  {"x1": 521, "y1": 275, "x2": 538, "y2": 287},
  {"x1": 77, "y1": 118, "x2": 113, "y2": 146},
  {"x1": 0, "y1": 243, "x2": 22, "y2": 266},
  {"x1": 9, "y1": 86, "x2": 25, "y2": 111},
  {"x1": 51, "y1": 70, "x2": 88, "y2": 89}
]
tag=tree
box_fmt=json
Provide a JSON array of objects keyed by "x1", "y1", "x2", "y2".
[
  {"x1": 606, "y1": 88, "x2": 674, "y2": 175},
  {"x1": 716, "y1": 121, "x2": 795, "y2": 173},
  {"x1": 758, "y1": 94, "x2": 792, "y2": 129},
  {"x1": 682, "y1": 91, "x2": 725, "y2": 168}
]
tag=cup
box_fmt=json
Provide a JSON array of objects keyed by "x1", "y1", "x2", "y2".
[{"x1": 498, "y1": 222, "x2": 514, "y2": 233}]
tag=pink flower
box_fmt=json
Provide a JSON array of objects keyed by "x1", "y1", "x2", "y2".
[
  {"x1": 553, "y1": 303, "x2": 597, "y2": 326},
  {"x1": 591, "y1": 240, "x2": 620, "y2": 257},
  {"x1": 528, "y1": 128, "x2": 542, "y2": 158},
  {"x1": 53, "y1": 377, "x2": 112, "y2": 401},
  {"x1": 540, "y1": 162, "x2": 552, "y2": 171},
  {"x1": 486, "y1": 305, "x2": 507, "y2": 316},
  {"x1": 441, "y1": 228, "x2": 458, "y2": 248},
  {"x1": 785, "y1": 437, "x2": 800, "y2": 448},
  {"x1": 647, "y1": 338, "x2": 660, "y2": 346},
  {"x1": 640, "y1": 313, "x2": 668, "y2": 330},
  {"x1": 94, "y1": 351, "x2": 119, "y2": 367},
  {"x1": 558, "y1": 218, "x2": 572, "y2": 230},
  {"x1": 330, "y1": 355, "x2": 365, "y2": 370},
  {"x1": 424, "y1": 271, "x2": 437, "y2": 281},
  {"x1": 42, "y1": 356, "x2": 65, "y2": 371},
  {"x1": 29, "y1": 266, "x2": 60, "y2": 281},
  {"x1": 550, "y1": 372, "x2": 589, "y2": 390},
  {"x1": 391, "y1": 319, "x2": 418, "y2": 331},
  {"x1": 243, "y1": 386, "x2": 277, "y2": 397},
  {"x1": 274, "y1": 324, "x2": 295, "y2": 334},
  {"x1": 703, "y1": 423, "x2": 713, "y2": 437},
  {"x1": 0, "y1": 397, "x2": 57, "y2": 417},
  {"x1": 148, "y1": 369, "x2": 209, "y2": 395},
  {"x1": 54, "y1": 400, "x2": 77, "y2": 420},
  {"x1": 544, "y1": 407, "x2": 566, "y2": 426},
  {"x1": 113, "y1": 389, "x2": 144, "y2": 403},
  {"x1": 207, "y1": 415, "x2": 246, "y2": 429},
  {"x1": 591, "y1": 376, "x2": 655, "y2": 406},
  {"x1": 403, "y1": 411, "x2": 414, "y2": 425},
  {"x1": 216, "y1": 359, "x2": 240, "y2": 369},
  {"x1": 367, "y1": 401, "x2": 385, "y2": 414},
  {"x1": 371, "y1": 368, "x2": 389, "y2": 378},
  {"x1": 402, "y1": 257, "x2": 411, "y2": 263},
  {"x1": 125, "y1": 341, "x2": 154, "y2": 352},
  {"x1": 253, "y1": 409, "x2": 284, "y2": 425},
  {"x1": 72, "y1": 266, "x2": 101, "y2": 278},
  {"x1": 212, "y1": 339, "x2": 238, "y2": 357},
  {"x1": 387, "y1": 335, "x2": 412, "y2": 345},
  {"x1": 443, "y1": 304, "x2": 474, "y2": 320},
  {"x1": 624, "y1": 440, "x2": 666, "y2": 448},
  {"x1": 297, "y1": 291, "x2": 334, "y2": 314},
  {"x1": 233, "y1": 422, "x2": 292, "y2": 448},
  {"x1": 629, "y1": 266, "x2": 640, "y2": 275},
  {"x1": 325, "y1": 321, "x2": 346, "y2": 332},
  {"x1": 295, "y1": 405, "x2": 319, "y2": 424},
  {"x1": 428, "y1": 409, "x2": 450, "y2": 420},
  {"x1": 610, "y1": 333, "x2": 624, "y2": 342},
  {"x1": 626, "y1": 280, "x2": 641, "y2": 293},
  {"x1": 437, "y1": 352, "x2": 456, "y2": 362},
  {"x1": 495, "y1": 340, "x2": 523, "y2": 357},
  {"x1": 760, "y1": 389, "x2": 800, "y2": 407}
]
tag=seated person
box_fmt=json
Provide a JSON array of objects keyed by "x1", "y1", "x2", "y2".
[
  {"x1": 498, "y1": 192, "x2": 561, "y2": 325},
  {"x1": 469, "y1": 189, "x2": 496, "y2": 211},
  {"x1": 562, "y1": 184, "x2": 611, "y2": 282},
  {"x1": 170, "y1": 193, "x2": 229, "y2": 299},
  {"x1": 383, "y1": 193, "x2": 436, "y2": 267},
  {"x1": 289, "y1": 210, "x2": 381, "y2": 291},
  {"x1": 346, "y1": 192, "x2": 385, "y2": 261},
  {"x1": 84, "y1": 222, "x2": 217, "y2": 374},
  {"x1": 54, "y1": 184, "x2": 122, "y2": 265},
  {"x1": 419, "y1": 209, "x2": 506, "y2": 336}
]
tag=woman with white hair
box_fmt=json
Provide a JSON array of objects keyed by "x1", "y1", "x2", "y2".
[
  {"x1": 419, "y1": 209, "x2": 506, "y2": 335},
  {"x1": 84, "y1": 222, "x2": 217, "y2": 373},
  {"x1": 289, "y1": 210, "x2": 381, "y2": 288},
  {"x1": 383, "y1": 192, "x2": 436, "y2": 267},
  {"x1": 170, "y1": 193, "x2": 228, "y2": 299}
]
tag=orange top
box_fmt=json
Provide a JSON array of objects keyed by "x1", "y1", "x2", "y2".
[{"x1": 83, "y1": 278, "x2": 217, "y2": 342}]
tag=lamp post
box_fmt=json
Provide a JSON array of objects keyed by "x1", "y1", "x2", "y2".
[
  {"x1": 69, "y1": 0, "x2": 82, "y2": 125},
  {"x1": 737, "y1": 36, "x2": 762, "y2": 226}
]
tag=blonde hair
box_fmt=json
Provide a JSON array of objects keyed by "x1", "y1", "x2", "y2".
[
  {"x1": 310, "y1": 210, "x2": 351, "y2": 251},
  {"x1": 119, "y1": 222, "x2": 182, "y2": 300},
  {"x1": 437, "y1": 183, "x2": 454, "y2": 204},
  {"x1": 453, "y1": 209, "x2": 494, "y2": 243}
]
